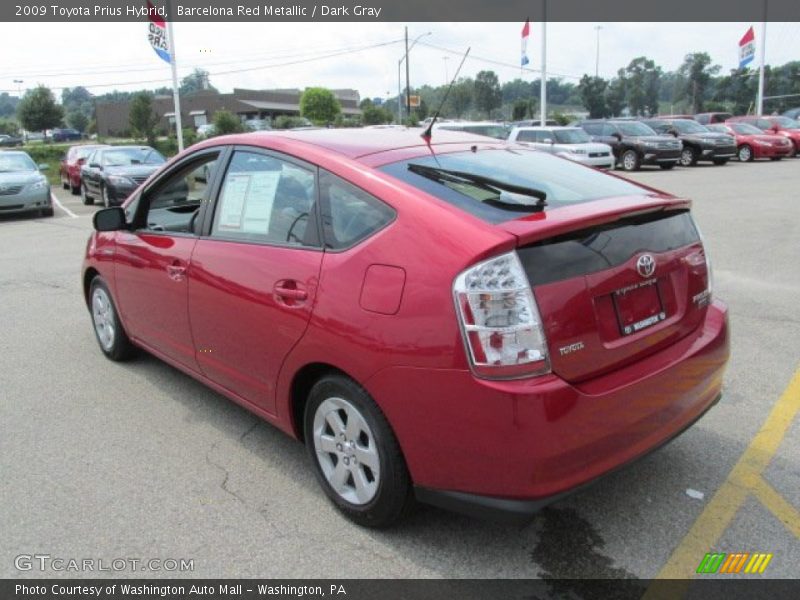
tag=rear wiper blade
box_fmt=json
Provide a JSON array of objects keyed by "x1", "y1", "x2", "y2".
[{"x1": 407, "y1": 162, "x2": 547, "y2": 209}]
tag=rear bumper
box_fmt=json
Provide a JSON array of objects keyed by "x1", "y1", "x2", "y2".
[{"x1": 366, "y1": 300, "x2": 729, "y2": 519}]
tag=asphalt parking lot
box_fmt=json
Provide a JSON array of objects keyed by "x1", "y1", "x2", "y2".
[{"x1": 1, "y1": 159, "x2": 798, "y2": 583}]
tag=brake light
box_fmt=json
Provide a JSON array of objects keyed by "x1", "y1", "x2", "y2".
[
  {"x1": 693, "y1": 219, "x2": 714, "y2": 300},
  {"x1": 453, "y1": 251, "x2": 550, "y2": 379}
]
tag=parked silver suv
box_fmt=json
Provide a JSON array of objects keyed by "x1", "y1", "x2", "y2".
[{"x1": 508, "y1": 126, "x2": 615, "y2": 169}]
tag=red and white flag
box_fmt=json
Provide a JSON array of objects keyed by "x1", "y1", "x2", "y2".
[
  {"x1": 739, "y1": 26, "x2": 755, "y2": 69},
  {"x1": 521, "y1": 19, "x2": 530, "y2": 66}
]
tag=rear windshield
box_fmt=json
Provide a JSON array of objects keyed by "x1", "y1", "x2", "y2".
[
  {"x1": 379, "y1": 147, "x2": 649, "y2": 224},
  {"x1": 771, "y1": 116, "x2": 800, "y2": 129}
]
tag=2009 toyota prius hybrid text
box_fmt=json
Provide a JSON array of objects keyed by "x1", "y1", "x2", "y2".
[{"x1": 82, "y1": 129, "x2": 729, "y2": 527}]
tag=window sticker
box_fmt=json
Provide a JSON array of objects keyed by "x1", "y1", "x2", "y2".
[
  {"x1": 217, "y1": 173, "x2": 250, "y2": 230},
  {"x1": 241, "y1": 171, "x2": 281, "y2": 234}
]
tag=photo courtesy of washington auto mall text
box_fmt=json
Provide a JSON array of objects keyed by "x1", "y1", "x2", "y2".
[{"x1": 1, "y1": 0, "x2": 800, "y2": 598}]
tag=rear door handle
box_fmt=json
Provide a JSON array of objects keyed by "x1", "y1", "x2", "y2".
[{"x1": 274, "y1": 281, "x2": 308, "y2": 301}]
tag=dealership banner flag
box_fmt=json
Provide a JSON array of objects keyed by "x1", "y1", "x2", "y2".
[
  {"x1": 147, "y1": 0, "x2": 171, "y2": 63},
  {"x1": 739, "y1": 26, "x2": 755, "y2": 68},
  {"x1": 521, "y1": 18, "x2": 530, "y2": 66}
]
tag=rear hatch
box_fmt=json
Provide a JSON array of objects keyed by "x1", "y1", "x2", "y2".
[{"x1": 504, "y1": 200, "x2": 711, "y2": 383}]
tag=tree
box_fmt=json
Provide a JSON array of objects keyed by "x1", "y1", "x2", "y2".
[
  {"x1": 360, "y1": 99, "x2": 393, "y2": 125},
  {"x1": 0, "y1": 92, "x2": 18, "y2": 118},
  {"x1": 445, "y1": 78, "x2": 473, "y2": 118},
  {"x1": 606, "y1": 70, "x2": 628, "y2": 117},
  {"x1": 180, "y1": 69, "x2": 217, "y2": 95},
  {"x1": 16, "y1": 85, "x2": 63, "y2": 135},
  {"x1": 67, "y1": 110, "x2": 89, "y2": 133},
  {"x1": 212, "y1": 110, "x2": 245, "y2": 135},
  {"x1": 677, "y1": 52, "x2": 720, "y2": 113},
  {"x1": 624, "y1": 57, "x2": 662, "y2": 116},
  {"x1": 473, "y1": 70, "x2": 502, "y2": 118},
  {"x1": 511, "y1": 98, "x2": 536, "y2": 120},
  {"x1": 128, "y1": 92, "x2": 159, "y2": 144},
  {"x1": 300, "y1": 87, "x2": 341, "y2": 124},
  {"x1": 578, "y1": 75, "x2": 608, "y2": 118},
  {"x1": 0, "y1": 117, "x2": 19, "y2": 135}
]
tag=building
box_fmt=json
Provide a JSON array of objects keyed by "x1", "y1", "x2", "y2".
[{"x1": 94, "y1": 88, "x2": 361, "y2": 137}]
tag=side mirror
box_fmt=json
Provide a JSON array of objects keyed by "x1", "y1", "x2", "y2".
[
  {"x1": 38, "y1": 163, "x2": 49, "y2": 171},
  {"x1": 93, "y1": 207, "x2": 127, "y2": 232},
  {"x1": 612, "y1": 132, "x2": 622, "y2": 140}
]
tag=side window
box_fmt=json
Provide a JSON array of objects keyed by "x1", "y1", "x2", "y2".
[
  {"x1": 537, "y1": 130, "x2": 553, "y2": 142},
  {"x1": 648, "y1": 121, "x2": 667, "y2": 133},
  {"x1": 319, "y1": 170, "x2": 395, "y2": 250},
  {"x1": 211, "y1": 151, "x2": 317, "y2": 247},
  {"x1": 516, "y1": 130, "x2": 536, "y2": 143},
  {"x1": 141, "y1": 153, "x2": 219, "y2": 234}
]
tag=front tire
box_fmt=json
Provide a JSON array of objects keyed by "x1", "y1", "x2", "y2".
[
  {"x1": 738, "y1": 145, "x2": 753, "y2": 162},
  {"x1": 40, "y1": 207, "x2": 54, "y2": 217},
  {"x1": 81, "y1": 183, "x2": 94, "y2": 206},
  {"x1": 680, "y1": 147, "x2": 698, "y2": 167},
  {"x1": 621, "y1": 149, "x2": 641, "y2": 172},
  {"x1": 304, "y1": 374, "x2": 413, "y2": 528},
  {"x1": 102, "y1": 185, "x2": 111, "y2": 208},
  {"x1": 89, "y1": 276, "x2": 135, "y2": 361}
]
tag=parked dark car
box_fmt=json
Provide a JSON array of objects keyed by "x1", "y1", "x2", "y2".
[
  {"x1": 642, "y1": 119, "x2": 737, "y2": 166},
  {"x1": 60, "y1": 144, "x2": 109, "y2": 194},
  {"x1": 51, "y1": 128, "x2": 83, "y2": 142},
  {"x1": 0, "y1": 134, "x2": 24, "y2": 147},
  {"x1": 694, "y1": 112, "x2": 733, "y2": 125},
  {"x1": 80, "y1": 146, "x2": 166, "y2": 207},
  {"x1": 577, "y1": 120, "x2": 682, "y2": 171},
  {"x1": 82, "y1": 129, "x2": 728, "y2": 527}
]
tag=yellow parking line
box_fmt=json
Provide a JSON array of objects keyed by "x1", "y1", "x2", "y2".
[{"x1": 643, "y1": 366, "x2": 800, "y2": 591}]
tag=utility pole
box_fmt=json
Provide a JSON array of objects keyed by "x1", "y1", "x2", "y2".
[
  {"x1": 397, "y1": 30, "x2": 430, "y2": 124},
  {"x1": 540, "y1": 2, "x2": 547, "y2": 126},
  {"x1": 594, "y1": 26, "x2": 603, "y2": 78},
  {"x1": 405, "y1": 26, "x2": 411, "y2": 120},
  {"x1": 756, "y1": 2, "x2": 767, "y2": 115}
]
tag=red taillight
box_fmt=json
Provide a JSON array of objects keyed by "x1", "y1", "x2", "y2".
[{"x1": 453, "y1": 251, "x2": 550, "y2": 380}]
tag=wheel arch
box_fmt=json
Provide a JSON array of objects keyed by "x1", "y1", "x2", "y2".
[
  {"x1": 83, "y1": 267, "x2": 100, "y2": 308},
  {"x1": 289, "y1": 362, "x2": 354, "y2": 442}
]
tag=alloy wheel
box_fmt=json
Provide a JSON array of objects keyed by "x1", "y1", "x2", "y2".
[
  {"x1": 92, "y1": 287, "x2": 116, "y2": 351},
  {"x1": 312, "y1": 396, "x2": 380, "y2": 505},
  {"x1": 680, "y1": 148, "x2": 695, "y2": 166},
  {"x1": 738, "y1": 146, "x2": 752, "y2": 162}
]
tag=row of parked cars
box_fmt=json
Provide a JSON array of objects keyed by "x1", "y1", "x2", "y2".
[{"x1": 435, "y1": 112, "x2": 800, "y2": 172}]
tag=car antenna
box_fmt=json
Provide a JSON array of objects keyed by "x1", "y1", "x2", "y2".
[{"x1": 421, "y1": 47, "x2": 471, "y2": 142}]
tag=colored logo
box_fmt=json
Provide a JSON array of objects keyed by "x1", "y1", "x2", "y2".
[{"x1": 696, "y1": 552, "x2": 773, "y2": 574}]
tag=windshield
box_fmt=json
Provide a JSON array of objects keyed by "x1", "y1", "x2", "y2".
[
  {"x1": 553, "y1": 129, "x2": 591, "y2": 144},
  {"x1": 616, "y1": 122, "x2": 657, "y2": 136},
  {"x1": 672, "y1": 120, "x2": 709, "y2": 134},
  {"x1": 102, "y1": 147, "x2": 165, "y2": 167},
  {"x1": 771, "y1": 116, "x2": 800, "y2": 129},
  {"x1": 379, "y1": 147, "x2": 649, "y2": 224},
  {"x1": 76, "y1": 146, "x2": 102, "y2": 160},
  {"x1": 731, "y1": 123, "x2": 763, "y2": 135},
  {"x1": 0, "y1": 153, "x2": 37, "y2": 172}
]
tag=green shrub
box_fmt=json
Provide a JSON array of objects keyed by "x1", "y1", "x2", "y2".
[{"x1": 273, "y1": 115, "x2": 312, "y2": 130}]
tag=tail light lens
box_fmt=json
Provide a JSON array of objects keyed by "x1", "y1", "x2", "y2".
[
  {"x1": 693, "y1": 218, "x2": 714, "y2": 300},
  {"x1": 453, "y1": 251, "x2": 550, "y2": 379}
]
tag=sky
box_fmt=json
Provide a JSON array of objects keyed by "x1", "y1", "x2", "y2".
[{"x1": 1, "y1": 21, "x2": 799, "y2": 100}]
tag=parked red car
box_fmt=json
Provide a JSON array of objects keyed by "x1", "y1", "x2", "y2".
[
  {"x1": 707, "y1": 123, "x2": 793, "y2": 161},
  {"x1": 726, "y1": 115, "x2": 800, "y2": 157},
  {"x1": 82, "y1": 129, "x2": 729, "y2": 527},
  {"x1": 694, "y1": 112, "x2": 733, "y2": 125},
  {"x1": 60, "y1": 144, "x2": 108, "y2": 194}
]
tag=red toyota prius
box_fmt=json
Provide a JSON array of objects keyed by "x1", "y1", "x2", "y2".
[{"x1": 82, "y1": 129, "x2": 729, "y2": 527}]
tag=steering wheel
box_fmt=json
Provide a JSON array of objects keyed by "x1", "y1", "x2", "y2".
[{"x1": 286, "y1": 212, "x2": 309, "y2": 243}]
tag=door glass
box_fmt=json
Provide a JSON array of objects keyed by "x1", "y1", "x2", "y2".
[
  {"x1": 142, "y1": 154, "x2": 219, "y2": 234},
  {"x1": 211, "y1": 151, "x2": 317, "y2": 246},
  {"x1": 601, "y1": 123, "x2": 617, "y2": 136}
]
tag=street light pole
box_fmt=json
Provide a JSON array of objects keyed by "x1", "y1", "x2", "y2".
[
  {"x1": 13, "y1": 79, "x2": 23, "y2": 98},
  {"x1": 594, "y1": 26, "x2": 603, "y2": 78},
  {"x1": 396, "y1": 30, "x2": 431, "y2": 124},
  {"x1": 405, "y1": 27, "x2": 411, "y2": 119}
]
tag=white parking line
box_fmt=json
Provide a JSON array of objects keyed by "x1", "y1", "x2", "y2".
[{"x1": 51, "y1": 192, "x2": 78, "y2": 218}]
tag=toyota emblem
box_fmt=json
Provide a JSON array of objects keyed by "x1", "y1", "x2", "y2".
[{"x1": 636, "y1": 254, "x2": 656, "y2": 278}]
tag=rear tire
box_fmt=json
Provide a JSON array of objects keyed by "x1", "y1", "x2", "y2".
[
  {"x1": 89, "y1": 276, "x2": 135, "y2": 361},
  {"x1": 738, "y1": 145, "x2": 753, "y2": 162},
  {"x1": 680, "y1": 147, "x2": 698, "y2": 167},
  {"x1": 621, "y1": 149, "x2": 641, "y2": 172},
  {"x1": 304, "y1": 374, "x2": 414, "y2": 528}
]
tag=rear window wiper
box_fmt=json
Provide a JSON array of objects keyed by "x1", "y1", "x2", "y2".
[{"x1": 407, "y1": 162, "x2": 547, "y2": 211}]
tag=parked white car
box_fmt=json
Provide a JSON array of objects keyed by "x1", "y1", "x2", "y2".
[
  {"x1": 433, "y1": 121, "x2": 510, "y2": 140},
  {"x1": 509, "y1": 126, "x2": 615, "y2": 169}
]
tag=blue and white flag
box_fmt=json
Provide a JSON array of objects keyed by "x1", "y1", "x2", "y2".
[
  {"x1": 521, "y1": 19, "x2": 530, "y2": 66},
  {"x1": 147, "y1": 0, "x2": 171, "y2": 64},
  {"x1": 739, "y1": 26, "x2": 755, "y2": 69}
]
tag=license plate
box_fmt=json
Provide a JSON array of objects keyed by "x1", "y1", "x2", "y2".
[{"x1": 613, "y1": 279, "x2": 666, "y2": 336}]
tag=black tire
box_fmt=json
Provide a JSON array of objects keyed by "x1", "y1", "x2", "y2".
[
  {"x1": 659, "y1": 162, "x2": 676, "y2": 170},
  {"x1": 101, "y1": 185, "x2": 110, "y2": 208},
  {"x1": 770, "y1": 157, "x2": 783, "y2": 161},
  {"x1": 81, "y1": 183, "x2": 94, "y2": 205},
  {"x1": 62, "y1": 178, "x2": 69, "y2": 190},
  {"x1": 70, "y1": 182, "x2": 80, "y2": 195},
  {"x1": 40, "y1": 207, "x2": 54, "y2": 217},
  {"x1": 304, "y1": 374, "x2": 414, "y2": 528},
  {"x1": 620, "y1": 149, "x2": 641, "y2": 172},
  {"x1": 712, "y1": 158, "x2": 729, "y2": 165},
  {"x1": 738, "y1": 145, "x2": 754, "y2": 162},
  {"x1": 680, "y1": 146, "x2": 698, "y2": 167},
  {"x1": 89, "y1": 276, "x2": 135, "y2": 361}
]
